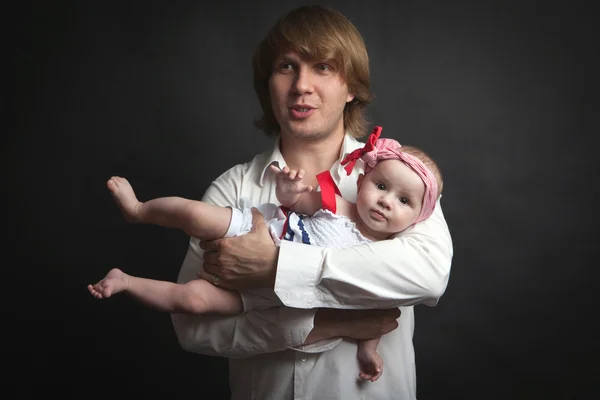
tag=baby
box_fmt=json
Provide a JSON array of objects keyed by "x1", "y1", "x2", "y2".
[{"x1": 88, "y1": 126, "x2": 443, "y2": 382}]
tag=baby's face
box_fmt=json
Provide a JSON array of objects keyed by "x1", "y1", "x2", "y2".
[{"x1": 355, "y1": 160, "x2": 424, "y2": 240}]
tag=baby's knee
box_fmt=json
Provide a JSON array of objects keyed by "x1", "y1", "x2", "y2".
[{"x1": 180, "y1": 281, "x2": 211, "y2": 314}]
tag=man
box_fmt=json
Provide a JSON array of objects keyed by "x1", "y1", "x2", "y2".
[{"x1": 172, "y1": 5, "x2": 453, "y2": 399}]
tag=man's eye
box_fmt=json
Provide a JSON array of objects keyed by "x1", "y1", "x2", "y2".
[
  {"x1": 316, "y1": 63, "x2": 330, "y2": 71},
  {"x1": 399, "y1": 197, "x2": 409, "y2": 204},
  {"x1": 279, "y1": 63, "x2": 293, "y2": 71},
  {"x1": 376, "y1": 183, "x2": 386, "y2": 190}
]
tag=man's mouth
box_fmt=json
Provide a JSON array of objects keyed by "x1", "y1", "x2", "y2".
[{"x1": 290, "y1": 106, "x2": 315, "y2": 119}]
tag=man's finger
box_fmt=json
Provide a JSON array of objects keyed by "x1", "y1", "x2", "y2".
[
  {"x1": 384, "y1": 308, "x2": 401, "y2": 321},
  {"x1": 199, "y1": 238, "x2": 222, "y2": 252},
  {"x1": 197, "y1": 270, "x2": 214, "y2": 282},
  {"x1": 202, "y1": 250, "x2": 216, "y2": 263},
  {"x1": 202, "y1": 259, "x2": 217, "y2": 275},
  {"x1": 250, "y1": 207, "x2": 266, "y2": 229},
  {"x1": 197, "y1": 270, "x2": 233, "y2": 290}
]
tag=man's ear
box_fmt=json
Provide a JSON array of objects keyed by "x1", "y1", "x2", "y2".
[
  {"x1": 346, "y1": 92, "x2": 355, "y2": 103},
  {"x1": 357, "y1": 173, "x2": 364, "y2": 192}
]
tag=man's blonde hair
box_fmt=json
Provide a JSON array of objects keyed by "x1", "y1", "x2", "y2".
[{"x1": 252, "y1": 5, "x2": 373, "y2": 138}]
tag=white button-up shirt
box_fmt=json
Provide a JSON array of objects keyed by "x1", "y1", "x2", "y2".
[{"x1": 172, "y1": 134, "x2": 453, "y2": 400}]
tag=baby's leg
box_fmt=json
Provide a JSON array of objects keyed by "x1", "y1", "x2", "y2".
[
  {"x1": 357, "y1": 337, "x2": 384, "y2": 382},
  {"x1": 87, "y1": 268, "x2": 130, "y2": 298},
  {"x1": 176, "y1": 279, "x2": 244, "y2": 315},
  {"x1": 88, "y1": 268, "x2": 243, "y2": 315},
  {"x1": 107, "y1": 176, "x2": 232, "y2": 239}
]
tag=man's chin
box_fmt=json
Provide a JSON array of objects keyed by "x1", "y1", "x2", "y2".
[
  {"x1": 283, "y1": 124, "x2": 320, "y2": 138},
  {"x1": 285, "y1": 121, "x2": 336, "y2": 139}
]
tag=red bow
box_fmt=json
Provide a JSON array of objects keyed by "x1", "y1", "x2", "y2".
[{"x1": 340, "y1": 126, "x2": 382, "y2": 175}]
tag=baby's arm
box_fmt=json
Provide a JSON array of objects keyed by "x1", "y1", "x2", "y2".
[
  {"x1": 269, "y1": 165, "x2": 322, "y2": 214},
  {"x1": 357, "y1": 336, "x2": 383, "y2": 382}
]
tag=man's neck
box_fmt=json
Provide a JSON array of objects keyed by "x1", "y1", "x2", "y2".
[{"x1": 279, "y1": 133, "x2": 345, "y2": 184}]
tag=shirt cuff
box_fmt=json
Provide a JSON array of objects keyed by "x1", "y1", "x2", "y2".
[
  {"x1": 279, "y1": 307, "x2": 316, "y2": 347},
  {"x1": 294, "y1": 337, "x2": 343, "y2": 353},
  {"x1": 274, "y1": 241, "x2": 324, "y2": 308}
]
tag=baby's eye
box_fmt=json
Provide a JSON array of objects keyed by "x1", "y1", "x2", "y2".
[
  {"x1": 399, "y1": 197, "x2": 409, "y2": 204},
  {"x1": 376, "y1": 183, "x2": 386, "y2": 191}
]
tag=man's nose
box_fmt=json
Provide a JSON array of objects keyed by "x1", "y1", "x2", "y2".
[{"x1": 293, "y1": 67, "x2": 314, "y2": 94}]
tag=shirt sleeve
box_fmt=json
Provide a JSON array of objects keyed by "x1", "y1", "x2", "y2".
[
  {"x1": 274, "y1": 197, "x2": 454, "y2": 309},
  {"x1": 171, "y1": 166, "x2": 333, "y2": 357}
]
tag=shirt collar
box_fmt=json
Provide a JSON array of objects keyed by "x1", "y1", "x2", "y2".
[
  {"x1": 258, "y1": 134, "x2": 365, "y2": 187},
  {"x1": 258, "y1": 136, "x2": 286, "y2": 187}
]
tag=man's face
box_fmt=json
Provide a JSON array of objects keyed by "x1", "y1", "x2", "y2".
[{"x1": 268, "y1": 51, "x2": 355, "y2": 141}]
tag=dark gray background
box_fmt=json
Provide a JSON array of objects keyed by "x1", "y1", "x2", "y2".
[{"x1": 10, "y1": 0, "x2": 598, "y2": 398}]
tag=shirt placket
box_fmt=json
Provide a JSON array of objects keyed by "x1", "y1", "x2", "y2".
[{"x1": 293, "y1": 351, "x2": 313, "y2": 400}]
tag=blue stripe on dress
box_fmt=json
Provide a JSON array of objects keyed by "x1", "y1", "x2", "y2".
[
  {"x1": 283, "y1": 210, "x2": 295, "y2": 242},
  {"x1": 297, "y1": 215, "x2": 311, "y2": 244}
]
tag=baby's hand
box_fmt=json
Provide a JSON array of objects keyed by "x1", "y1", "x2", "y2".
[
  {"x1": 357, "y1": 345, "x2": 384, "y2": 382},
  {"x1": 269, "y1": 164, "x2": 313, "y2": 208}
]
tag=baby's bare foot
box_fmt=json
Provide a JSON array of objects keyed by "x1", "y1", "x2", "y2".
[
  {"x1": 88, "y1": 268, "x2": 130, "y2": 299},
  {"x1": 107, "y1": 176, "x2": 142, "y2": 223}
]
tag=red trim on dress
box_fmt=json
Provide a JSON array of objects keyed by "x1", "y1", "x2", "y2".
[{"x1": 316, "y1": 170, "x2": 341, "y2": 214}]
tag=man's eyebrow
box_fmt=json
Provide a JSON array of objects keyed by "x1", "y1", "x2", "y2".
[
  {"x1": 273, "y1": 56, "x2": 296, "y2": 66},
  {"x1": 277, "y1": 52, "x2": 299, "y2": 60}
]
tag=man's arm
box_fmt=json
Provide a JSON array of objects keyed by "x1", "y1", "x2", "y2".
[
  {"x1": 304, "y1": 308, "x2": 400, "y2": 344},
  {"x1": 276, "y1": 199, "x2": 453, "y2": 309},
  {"x1": 202, "y1": 198, "x2": 453, "y2": 309}
]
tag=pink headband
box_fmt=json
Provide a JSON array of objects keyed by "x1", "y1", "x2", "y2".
[{"x1": 341, "y1": 126, "x2": 439, "y2": 225}]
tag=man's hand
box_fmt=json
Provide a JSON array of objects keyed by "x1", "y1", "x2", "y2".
[
  {"x1": 304, "y1": 308, "x2": 401, "y2": 344},
  {"x1": 198, "y1": 207, "x2": 279, "y2": 291}
]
